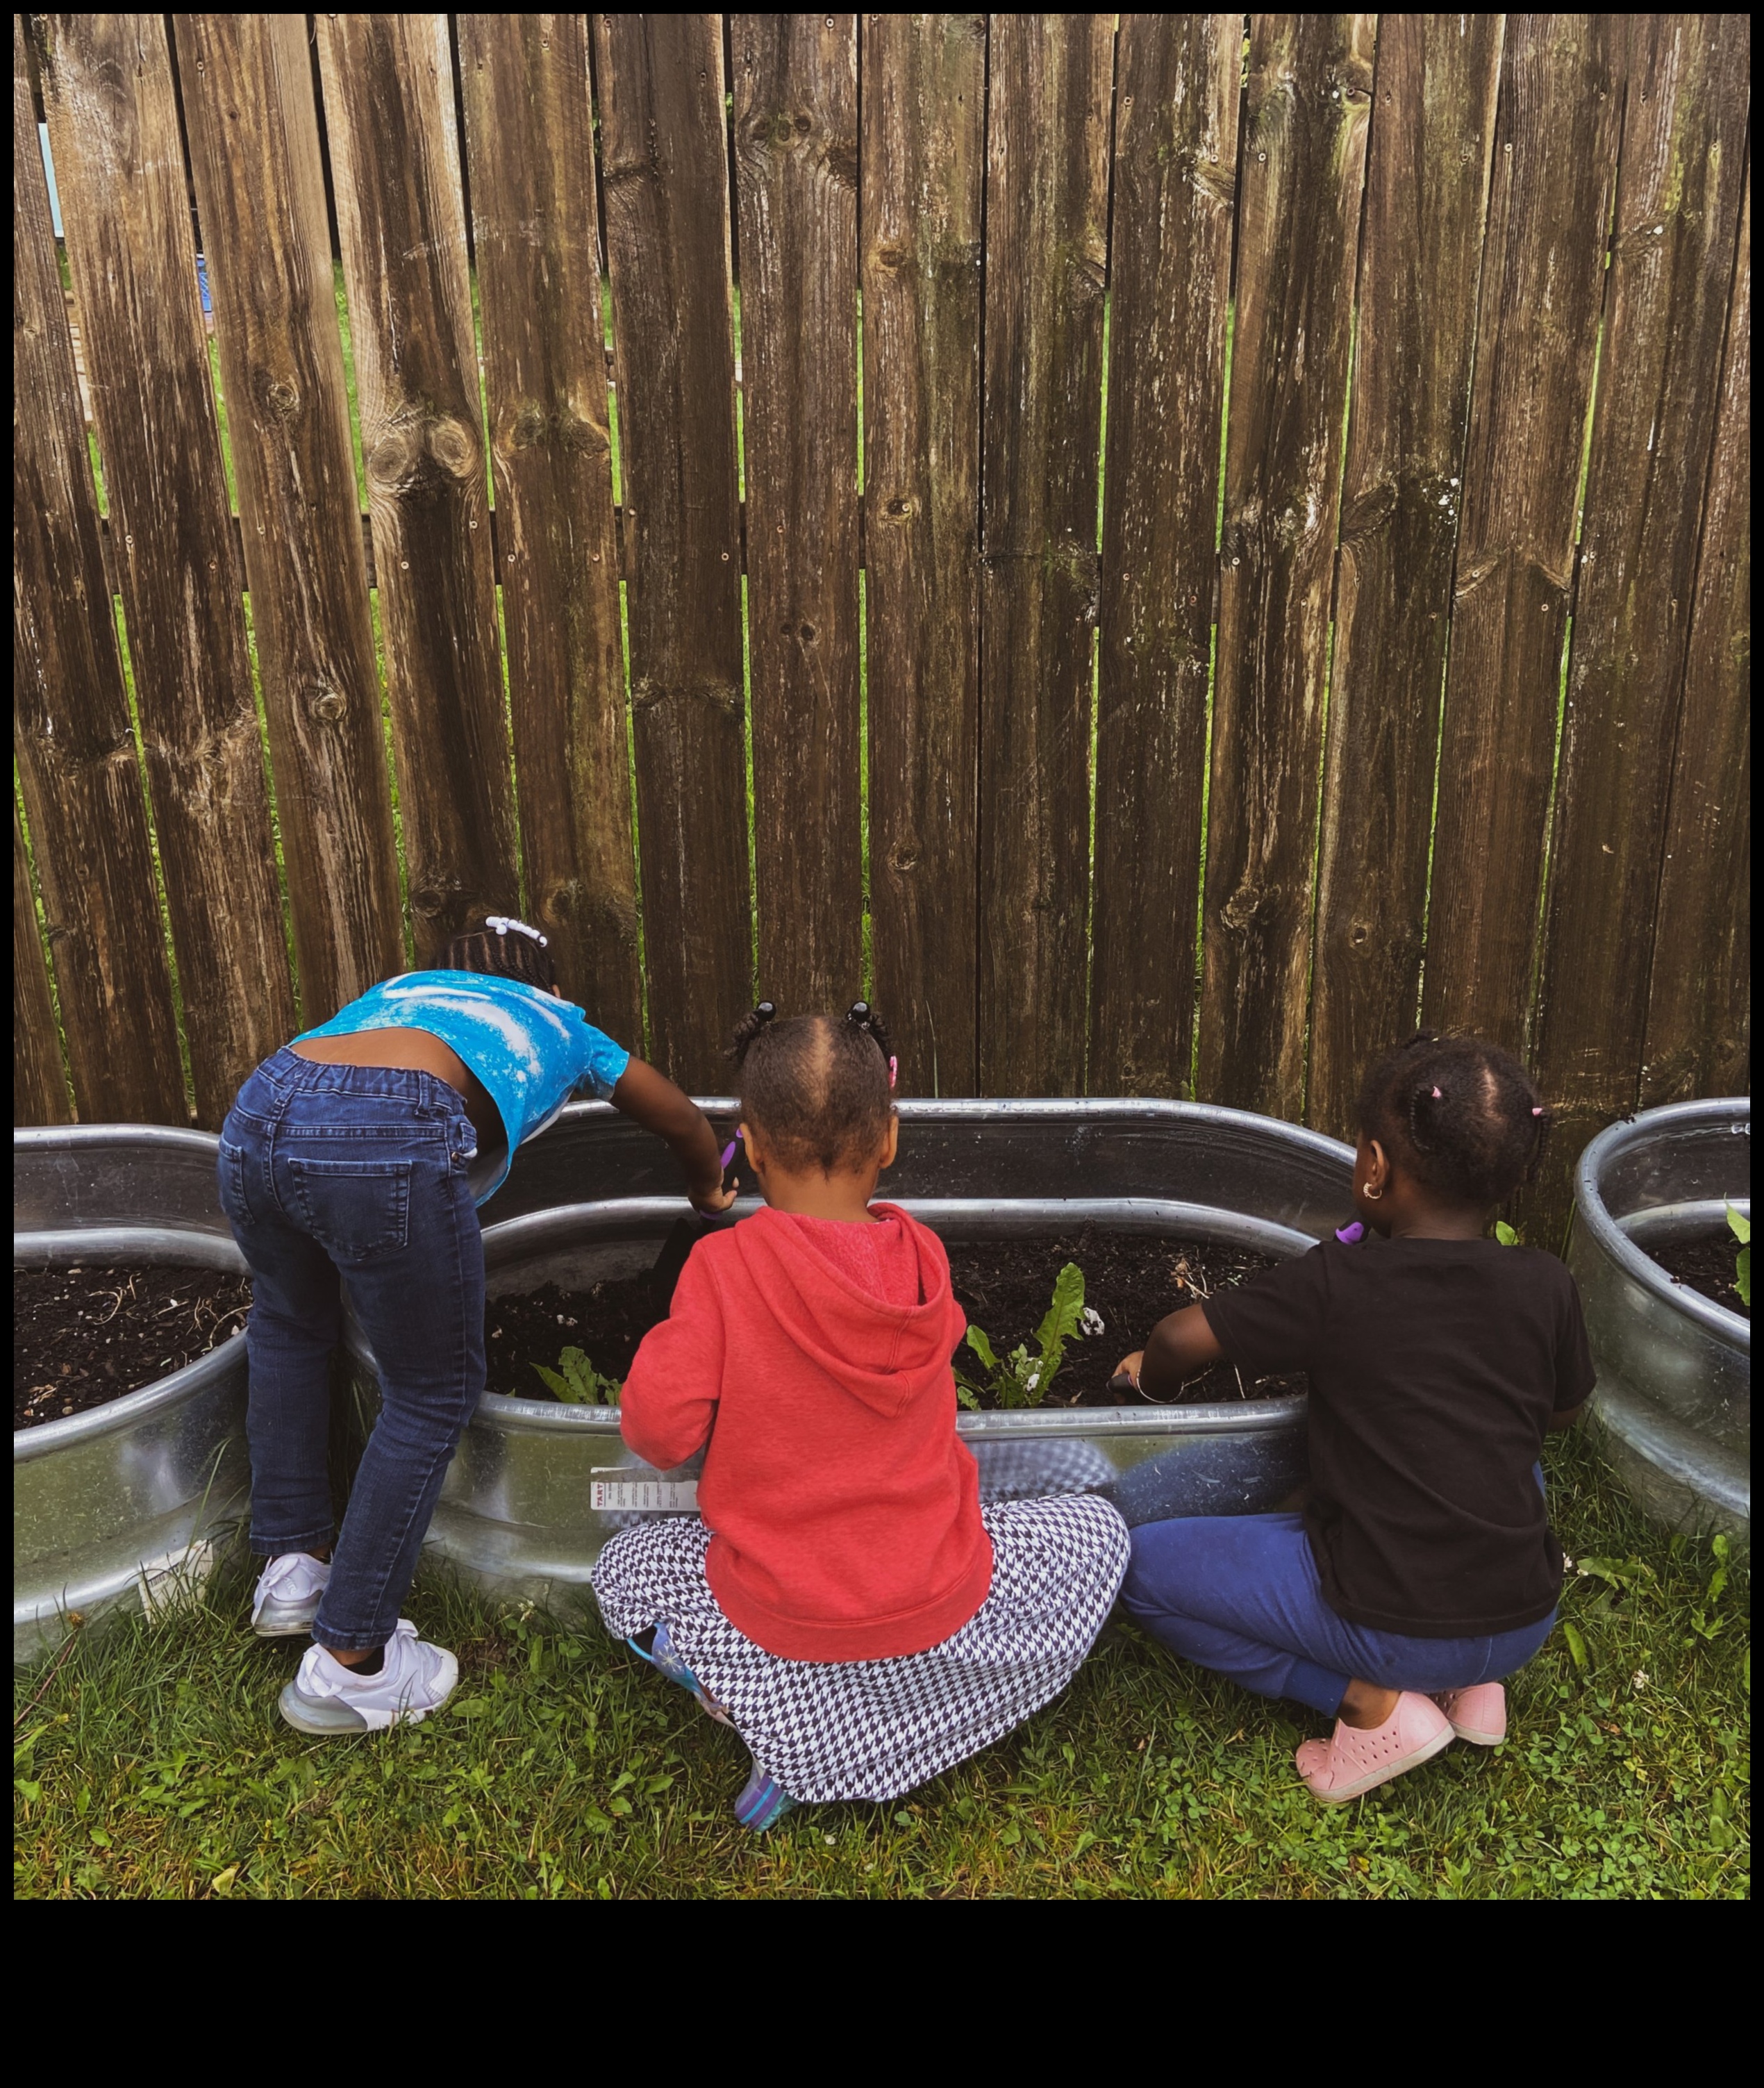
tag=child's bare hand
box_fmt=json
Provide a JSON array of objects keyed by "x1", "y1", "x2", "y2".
[
  {"x1": 1114, "y1": 1350, "x2": 1145, "y2": 1385},
  {"x1": 691, "y1": 1182, "x2": 737, "y2": 1216}
]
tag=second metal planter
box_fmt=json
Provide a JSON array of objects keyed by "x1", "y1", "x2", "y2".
[
  {"x1": 14, "y1": 1127, "x2": 251, "y2": 1663},
  {"x1": 345, "y1": 1099, "x2": 1354, "y2": 1608},
  {"x1": 1570, "y1": 1098, "x2": 1750, "y2": 1543}
]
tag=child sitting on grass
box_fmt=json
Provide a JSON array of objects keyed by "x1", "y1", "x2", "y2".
[
  {"x1": 592, "y1": 1003, "x2": 1129, "y2": 1830},
  {"x1": 1114, "y1": 1031, "x2": 1592, "y2": 1805}
]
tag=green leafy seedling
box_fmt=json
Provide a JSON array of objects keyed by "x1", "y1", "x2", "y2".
[
  {"x1": 1726, "y1": 1206, "x2": 1749, "y2": 1310},
  {"x1": 1494, "y1": 1220, "x2": 1521, "y2": 1246},
  {"x1": 533, "y1": 1345, "x2": 622, "y2": 1407},
  {"x1": 954, "y1": 1261, "x2": 1099, "y2": 1411}
]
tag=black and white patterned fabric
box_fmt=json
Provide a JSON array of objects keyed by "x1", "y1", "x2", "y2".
[
  {"x1": 967, "y1": 1434, "x2": 1119, "y2": 1503},
  {"x1": 592, "y1": 1495, "x2": 1129, "y2": 1804}
]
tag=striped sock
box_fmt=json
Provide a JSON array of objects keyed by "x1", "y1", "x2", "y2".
[{"x1": 734, "y1": 1765, "x2": 795, "y2": 1832}]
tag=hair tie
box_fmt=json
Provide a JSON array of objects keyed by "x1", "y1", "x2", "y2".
[
  {"x1": 888, "y1": 1055, "x2": 898, "y2": 1090},
  {"x1": 1532, "y1": 1105, "x2": 1545, "y2": 1116},
  {"x1": 483, "y1": 914, "x2": 548, "y2": 948},
  {"x1": 1431, "y1": 1086, "x2": 1442, "y2": 1098},
  {"x1": 756, "y1": 1002, "x2": 776, "y2": 1024}
]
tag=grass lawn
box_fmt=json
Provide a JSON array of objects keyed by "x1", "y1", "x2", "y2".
[{"x1": 14, "y1": 1431, "x2": 1748, "y2": 1900}]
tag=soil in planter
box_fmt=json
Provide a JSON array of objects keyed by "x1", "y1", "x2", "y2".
[
  {"x1": 487, "y1": 1232, "x2": 1306, "y2": 1409},
  {"x1": 14, "y1": 1264, "x2": 253, "y2": 1431},
  {"x1": 945, "y1": 1230, "x2": 1306, "y2": 1408},
  {"x1": 486, "y1": 1277, "x2": 660, "y2": 1399},
  {"x1": 1650, "y1": 1231, "x2": 1751, "y2": 1321}
]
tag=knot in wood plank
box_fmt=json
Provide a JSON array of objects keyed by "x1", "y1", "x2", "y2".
[
  {"x1": 248, "y1": 365, "x2": 303, "y2": 426},
  {"x1": 1221, "y1": 882, "x2": 1273, "y2": 934}
]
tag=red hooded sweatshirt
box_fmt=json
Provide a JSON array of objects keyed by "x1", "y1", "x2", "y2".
[{"x1": 617, "y1": 1203, "x2": 993, "y2": 1662}]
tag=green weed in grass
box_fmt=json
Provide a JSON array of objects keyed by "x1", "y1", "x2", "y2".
[{"x1": 13, "y1": 1432, "x2": 1747, "y2": 1899}]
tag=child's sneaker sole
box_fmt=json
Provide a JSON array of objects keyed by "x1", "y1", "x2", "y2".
[
  {"x1": 277, "y1": 1639, "x2": 460, "y2": 1734},
  {"x1": 253, "y1": 1601, "x2": 323, "y2": 1639}
]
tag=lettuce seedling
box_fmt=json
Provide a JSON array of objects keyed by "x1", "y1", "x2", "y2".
[
  {"x1": 1727, "y1": 1206, "x2": 1750, "y2": 1309},
  {"x1": 954, "y1": 1261, "x2": 1101, "y2": 1411},
  {"x1": 533, "y1": 1345, "x2": 622, "y2": 1407}
]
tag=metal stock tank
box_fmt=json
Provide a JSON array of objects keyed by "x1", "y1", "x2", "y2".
[
  {"x1": 344, "y1": 1099, "x2": 1354, "y2": 1609},
  {"x1": 1569, "y1": 1098, "x2": 1749, "y2": 1544},
  {"x1": 14, "y1": 1127, "x2": 251, "y2": 1662}
]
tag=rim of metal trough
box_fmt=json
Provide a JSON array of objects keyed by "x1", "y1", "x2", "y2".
[
  {"x1": 13, "y1": 1123, "x2": 249, "y2": 1459},
  {"x1": 1575, "y1": 1097, "x2": 1751, "y2": 1351},
  {"x1": 385, "y1": 1094, "x2": 1360, "y2": 1434}
]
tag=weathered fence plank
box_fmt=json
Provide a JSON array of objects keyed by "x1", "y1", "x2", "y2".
[
  {"x1": 37, "y1": 12, "x2": 294, "y2": 1123},
  {"x1": 1422, "y1": 15, "x2": 1623, "y2": 1053},
  {"x1": 1088, "y1": 14, "x2": 1240, "y2": 1100},
  {"x1": 1197, "y1": 13, "x2": 1376, "y2": 1117},
  {"x1": 176, "y1": 13, "x2": 403, "y2": 1025},
  {"x1": 13, "y1": 809, "x2": 72, "y2": 1127},
  {"x1": 1533, "y1": 15, "x2": 1751, "y2": 1160},
  {"x1": 315, "y1": 13, "x2": 519, "y2": 967},
  {"x1": 592, "y1": 13, "x2": 751, "y2": 1088},
  {"x1": 457, "y1": 13, "x2": 642, "y2": 1044},
  {"x1": 1308, "y1": 14, "x2": 1504, "y2": 1137},
  {"x1": 733, "y1": 13, "x2": 863, "y2": 1016},
  {"x1": 1643, "y1": 176, "x2": 1751, "y2": 1107},
  {"x1": 863, "y1": 12, "x2": 985, "y2": 1095},
  {"x1": 14, "y1": 17, "x2": 183, "y2": 1127},
  {"x1": 979, "y1": 13, "x2": 1115, "y2": 1096}
]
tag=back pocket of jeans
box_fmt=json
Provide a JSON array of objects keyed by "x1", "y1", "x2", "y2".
[
  {"x1": 286, "y1": 1157, "x2": 413, "y2": 1263},
  {"x1": 217, "y1": 1137, "x2": 250, "y2": 1223}
]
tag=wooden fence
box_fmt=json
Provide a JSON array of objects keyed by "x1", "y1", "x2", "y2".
[{"x1": 13, "y1": 15, "x2": 1751, "y2": 1228}]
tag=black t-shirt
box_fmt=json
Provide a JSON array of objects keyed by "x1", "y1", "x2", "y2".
[{"x1": 1202, "y1": 1236, "x2": 1595, "y2": 1637}]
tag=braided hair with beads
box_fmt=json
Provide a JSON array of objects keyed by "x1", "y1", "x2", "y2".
[{"x1": 441, "y1": 915, "x2": 557, "y2": 995}]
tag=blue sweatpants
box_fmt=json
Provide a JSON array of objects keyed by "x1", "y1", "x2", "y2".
[{"x1": 1122, "y1": 1514, "x2": 1557, "y2": 1718}]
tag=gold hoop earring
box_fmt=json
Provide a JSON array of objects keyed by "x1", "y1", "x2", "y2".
[{"x1": 1363, "y1": 1182, "x2": 1384, "y2": 1202}]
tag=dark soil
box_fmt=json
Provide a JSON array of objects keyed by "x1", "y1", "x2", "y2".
[
  {"x1": 486, "y1": 1231, "x2": 1305, "y2": 1409},
  {"x1": 945, "y1": 1230, "x2": 1306, "y2": 1408},
  {"x1": 14, "y1": 1263, "x2": 253, "y2": 1431},
  {"x1": 486, "y1": 1276, "x2": 660, "y2": 1400},
  {"x1": 1651, "y1": 1230, "x2": 1750, "y2": 1321}
]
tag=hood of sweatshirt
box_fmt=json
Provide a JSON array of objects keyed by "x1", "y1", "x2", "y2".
[{"x1": 728, "y1": 1204, "x2": 967, "y2": 1421}]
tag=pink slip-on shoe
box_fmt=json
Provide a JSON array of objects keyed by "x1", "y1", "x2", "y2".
[
  {"x1": 1432, "y1": 1682, "x2": 1507, "y2": 1746},
  {"x1": 1295, "y1": 1691, "x2": 1455, "y2": 1805}
]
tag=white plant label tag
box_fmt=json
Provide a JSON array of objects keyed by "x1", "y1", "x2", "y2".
[
  {"x1": 139, "y1": 1539, "x2": 219, "y2": 1621},
  {"x1": 591, "y1": 1479, "x2": 699, "y2": 1512}
]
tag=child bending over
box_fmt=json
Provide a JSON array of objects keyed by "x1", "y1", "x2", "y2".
[
  {"x1": 593, "y1": 1004, "x2": 1129, "y2": 1830},
  {"x1": 220, "y1": 918, "x2": 729, "y2": 1735},
  {"x1": 1115, "y1": 1032, "x2": 1591, "y2": 1804}
]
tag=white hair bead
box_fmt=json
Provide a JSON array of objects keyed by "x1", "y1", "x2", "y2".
[{"x1": 483, "y1": 914, "x2": 548, "y2": 948}]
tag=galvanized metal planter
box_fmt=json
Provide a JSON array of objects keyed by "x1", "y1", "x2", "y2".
[
  {"x1": 344, "y1": 1099, "x2": 1353, "y2": 1609},
  {"x1": 1569, "y1": 1099, "x2": 1750, "y2": 1545},
  {"x1": 14, "y1": 1127, "x2": 250, "y2": 1663}
]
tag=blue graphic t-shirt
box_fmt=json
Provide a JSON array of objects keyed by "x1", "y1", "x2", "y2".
[{"x1": 298, "y1": 972, "x2": 631, "y2": 1204}]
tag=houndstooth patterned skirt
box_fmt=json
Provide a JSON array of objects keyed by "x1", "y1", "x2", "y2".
[{"x1": 592, "y1": 1495, "x2": 1129, "y2": 1804}]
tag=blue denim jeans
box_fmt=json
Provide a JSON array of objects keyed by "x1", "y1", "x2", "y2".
[
  {"x1": 1122, "y1": 1513, "x2": 1558, "y2": 1718},
  {"x1": 217, "y1": 1049, "x2": 484, "y2": 1651}
]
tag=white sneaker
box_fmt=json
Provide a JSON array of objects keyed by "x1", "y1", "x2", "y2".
[
  {"x1": 251, "y1": 1552, "x2": 332, "y2": 1638},
  {"x1": 278, "y1": 1620, "x2": 460, "y2": 1734}
]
